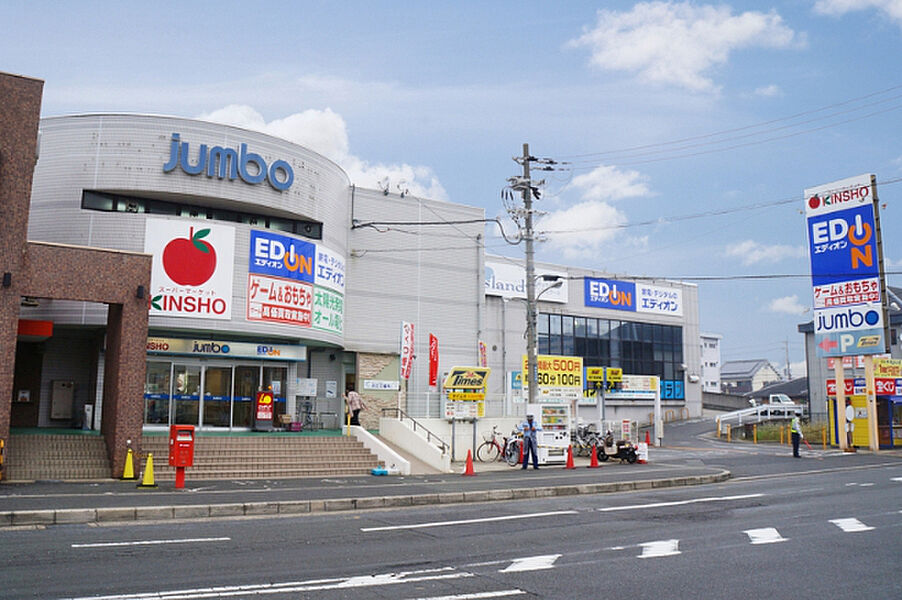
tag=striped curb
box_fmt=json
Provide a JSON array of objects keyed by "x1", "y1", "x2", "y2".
[{"x1": 0, "y1": 470, "x2": 731, "y2": 528}]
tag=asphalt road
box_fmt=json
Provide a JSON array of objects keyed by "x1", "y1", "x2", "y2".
[{"x1": 3, "y1": 452, "x2": 900, "y2": 599}]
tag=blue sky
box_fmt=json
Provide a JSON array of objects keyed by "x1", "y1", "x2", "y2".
[{"x1": 4, "y1": 0, "x2": 902, "y2": 375}]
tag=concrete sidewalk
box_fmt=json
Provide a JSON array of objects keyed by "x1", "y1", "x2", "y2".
[{"x1": 0, "y1": 454, "x2": 729, "y2": 528}]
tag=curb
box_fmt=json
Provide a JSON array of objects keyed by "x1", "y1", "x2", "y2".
[{"x1": 0, "y1": 470, "x2": 731, "y2": 528}]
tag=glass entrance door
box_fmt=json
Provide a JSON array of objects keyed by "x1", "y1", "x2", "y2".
[
  {"x1": 233, "y1": 365, "x2": 260, "y2": 428},
  {"x1": 203, "y1": 366, "x2": 233, "y2": 427},
  {"x1": 173, "y1": 364, "x2": 201, "y2": 425}
]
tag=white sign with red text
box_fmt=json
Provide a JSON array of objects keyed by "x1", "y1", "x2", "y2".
[
  {"x1": 145, "y1": 219, "x2": 235, "y2": 320},
  {"x1": 246, "y1": 274, "x2": 312, "y2": 326},
  {"x1": 400, "y1": 322, "x2": 415, "y2": 380}
]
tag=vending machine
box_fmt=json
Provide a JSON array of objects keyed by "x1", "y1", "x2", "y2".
[{"x1": 527, "y1": 403, "x2": 572, "y2": 464}]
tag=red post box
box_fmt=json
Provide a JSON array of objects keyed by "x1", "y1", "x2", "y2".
[{"x1": 168, "y1": 424, "x2": 195, "y2": 488}]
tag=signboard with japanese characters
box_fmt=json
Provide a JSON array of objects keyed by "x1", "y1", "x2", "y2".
[
  {"x1": 521, "y1": 354, "x2": 583, "y2": 402},
  {"x1": 805, "y1": 174, "x2": 886, "y2": 357},
  {"x1": 584, "y1": 278, "x2": 682, "y2": 316},
  {"x1": 247, "y1": 229, "x2": 345, "y2": 334},
  {"x1": 145, "y1": 219, "x2": 235, "y2": 320},
  {"x1": 400, "y1": 321, "x2": 415, "y2": 380}
]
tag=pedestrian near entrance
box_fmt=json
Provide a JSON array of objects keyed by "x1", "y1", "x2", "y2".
[
  {"x1": 344, "y1": 389, "x2": 365, "y2": 426},
  {"x1": 791, "y1": 415, "x2": 804, "y2": 458},
  {"x1": 520, "y1": 413, "x2": 542, "y2": 469}
]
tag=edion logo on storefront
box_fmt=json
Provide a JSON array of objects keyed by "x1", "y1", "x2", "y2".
[
  {"x1": 163, "y1": 133, "x2": 294, "y2": 192},
  {"x1": 145, "y1": 219, "x2": 235, "y2": 321}
]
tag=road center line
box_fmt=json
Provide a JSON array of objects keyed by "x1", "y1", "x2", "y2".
[
  {"x1": 744, "y1": 527, "x2": 787, "y2": 544},
  {"x1": 71, "y1": 537, "x2": 230, "y2": 548},
  {"x1": 598, "y1": 493, "x2": 764, "y2": 512},
  {"x1": 500, "y1": 554, "x2": 561, "y2": 573},
  {"x1": 360, "y1": 510, "x2": 578, "y2": 532},
  {"x1": 830, "y1": 518, "x2": 874, "y2": 532}
]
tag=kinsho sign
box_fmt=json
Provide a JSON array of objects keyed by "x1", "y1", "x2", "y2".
[{"x1": 163, "y1": 133, "x2": 294, "y2": 191}]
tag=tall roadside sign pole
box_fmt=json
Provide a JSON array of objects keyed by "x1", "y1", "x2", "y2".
[{"x1": 805, "y1": 174, "x2": 886, "y2": 452}]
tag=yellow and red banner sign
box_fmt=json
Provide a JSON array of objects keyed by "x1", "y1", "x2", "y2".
[{"x1": 255, "y1": 391, "x2": 274, "y2": 421}]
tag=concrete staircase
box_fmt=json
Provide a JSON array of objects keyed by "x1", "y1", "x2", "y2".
[
  {"x1": 138, "y1": 435, "x2": 382, "y2": 480},
  {"x1": 4, "y1": 434, "x2": 111, "y2": 481}
]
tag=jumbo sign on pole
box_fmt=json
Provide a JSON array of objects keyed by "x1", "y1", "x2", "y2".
[{"x1": 805, "y1": 174, "x2": 887, "y2": 357}]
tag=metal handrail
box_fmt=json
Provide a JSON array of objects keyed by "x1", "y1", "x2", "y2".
[
  {"x1": 381, "y1": 407, "x2": 450, "y2": 455},
  {"x1": 716, "y1": 403, "x2": 806, "y2": 430}
]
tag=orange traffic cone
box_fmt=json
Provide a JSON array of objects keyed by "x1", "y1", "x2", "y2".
[
  {"x1": 462, "y1": 449, "x2": 476, "y2": 476},
  {"x1": 588, "y1": 444, "x2": 600, "y2": 468},
  {"x1": 565, "y1": 445, "x2": 575, "y2": 469}
]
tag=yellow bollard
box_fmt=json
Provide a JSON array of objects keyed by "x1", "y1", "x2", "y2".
[
  {"x1": 727, "y1": 424, "x2": 731, "y2": 443},
  {"x1": 780, "y1": 425, "x2": 784, "y2": 445},
  {"x1": 753, "y1": 424, "x2": 757, "y2": 444}
]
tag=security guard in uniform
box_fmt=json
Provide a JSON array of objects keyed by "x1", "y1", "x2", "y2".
[{"x1": 791, "y1": 414, "x2": 804, "y2": 458}]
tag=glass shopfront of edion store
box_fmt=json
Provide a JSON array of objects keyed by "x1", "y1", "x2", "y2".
[{"x1": 143, "y1": 337, "x2": 305, "y2": 430}]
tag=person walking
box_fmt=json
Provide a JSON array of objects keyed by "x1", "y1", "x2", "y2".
[
  {"x1": 344, "y1": 389, "x2": 365, "y2": 426},
  {"x1": 520, "y1": 413, "x2": 542, "y2": 469},
  {"x1": 791, "y1": 414, "x2": 804, "y2": 458}
]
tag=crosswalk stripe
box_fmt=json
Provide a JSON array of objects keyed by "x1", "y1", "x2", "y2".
[
  {"x1": 638, "y1": 539, "x2": 680, "y2": 559},
  {"x1": 830, "y1": 518, "x2": 874, "y2": 532},
  {"x1": 412, "y1": 591, "x2": 525, "y2": 600},
  {"x1": 744, "y1": 528, "x2": 787, "y2": 544},
  {"x1": 500, "y1": 554, "x2": 561, "y2": 573}
]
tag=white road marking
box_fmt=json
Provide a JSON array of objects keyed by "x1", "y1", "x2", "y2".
[
  {"x1": 360, "y1": 510, "x2": 578, "y2": 532},
  {"x1": 891, "y1": 477, "x2": 902, "y2": 482},
  {"x1": 71, "y1": 537, "x2": 230, "y2": 548},
  {"x1": 744, "y1": 528, "x2": 787, "y2": 544},
  {"x1": 859, "y1": 483, "x2": 874, "y2": 487},
  {"x1": 830, "y1": 518, "x2": 874, "y2": 532},
  {"x1": 500, "y1": 554, "x2": 561, "y2": 573},
  {"x1": 412, "y1": 591, "x2": 525, "y2": 600},
  {"x1": 638, "y1": 539, "x2": 680, "y2": 559},
  {"x1": 845, "y1": 483, "x2": 859, "y2": 487},
  {"x1": 60, "y1": 567, "x2": 472, "y2": 599},
  {"x1": 598, "y1": 493, "x2": 764, "y2": 512}
]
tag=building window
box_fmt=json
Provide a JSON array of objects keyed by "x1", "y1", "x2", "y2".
[{"x1": 82, "y1": 190, "x2": 323, "y2": 239}]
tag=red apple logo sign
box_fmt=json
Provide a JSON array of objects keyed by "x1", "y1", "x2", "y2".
[
  {"x1": 162, "y1": 227, "x2": 217, "y2": 285},
  {"x1": 145, "y1": 219, "x2": 234, "y2": 319}
]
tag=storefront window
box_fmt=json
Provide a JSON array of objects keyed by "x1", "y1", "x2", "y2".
[
  {"x1": 144, "y1": 362, "x2": 171, "y2": 424},
  {"x1": 233, "y1": 366, "x2": 259, "y2": 428},
  {"x1": 264, "y1": 366, "x2": 288, "y2": 422},
  {"x1": 173, "y1": 364, "x2": 201, "y2": 425},
  {"x1": 203, "y1": 366, "x2": 232, "y2": 427}
]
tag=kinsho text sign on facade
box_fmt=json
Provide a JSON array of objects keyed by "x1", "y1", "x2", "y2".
[{"x1": 805, "y1": 174, "x2": 887, "y2": 356}]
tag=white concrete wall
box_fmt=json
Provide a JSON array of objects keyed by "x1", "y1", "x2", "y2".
[{"x1": 378, "y1": 417, "x2": 451, "y2": 472}]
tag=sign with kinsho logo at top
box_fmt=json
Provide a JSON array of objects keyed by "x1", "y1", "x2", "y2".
[
  {"x1": 163, "y1": 133, "x2": 294, "y2": 191},
  {"x1": 805, "y1": 174, "x2": 887, "y2": 356}
]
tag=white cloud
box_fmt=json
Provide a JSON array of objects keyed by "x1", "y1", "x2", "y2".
[
  {"x1": 534, "y1": 164, "x2": 652, "y2": 259},
  {"x1": 725, "y1": 239, "x2": 806, "y2": 265},
  {"x1": 754, "y1": 84, "x2": 783, "y2": 97},
  {"x1": 814, "y1": 0, "x2": 902, "y2": 25},
  {"x1": 197, "y1": 104, "x2": 446, "y2": 200},
  {"x1": 537, "y1": 200, "x2": 630, "y2": 259},
  {"x1": 568, "y1": 165, "x2": 651, "y2": 201},
  {"x1": 569, "y1": 1, "x2": 802, "y2": 92},
  {"x1": 768, "y1": 294, "x2": 808, "y2": 315}
]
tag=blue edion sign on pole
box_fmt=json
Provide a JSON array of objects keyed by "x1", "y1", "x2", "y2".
[{"x1": 804, "y1": 174, "x2": 886, "y2": 357}]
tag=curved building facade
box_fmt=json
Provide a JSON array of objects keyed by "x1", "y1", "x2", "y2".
[{"x1": 25, "y1": 114, "x2": 352, "y2": 430}]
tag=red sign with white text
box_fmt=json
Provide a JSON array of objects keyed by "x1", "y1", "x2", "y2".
[{"x1": 429, "y1": 333, "x2": 439, "y2": 387}]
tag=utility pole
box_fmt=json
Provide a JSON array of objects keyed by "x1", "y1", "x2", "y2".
[
  {"x1": 784, "y1": 339, "x2": 791, "y2": 380},
  {"x1": 521, "y1": 143, "x2": 539, "y2": 406}
]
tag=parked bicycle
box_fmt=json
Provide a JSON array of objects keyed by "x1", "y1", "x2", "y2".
[
  {"x1": 571, "y1": 422, "x2": 600, "y2": 457},
  {"x1": 476, "y1": 426, "x2": 507, "y2": 462}
]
